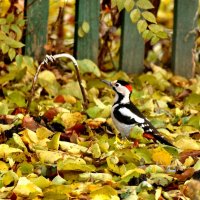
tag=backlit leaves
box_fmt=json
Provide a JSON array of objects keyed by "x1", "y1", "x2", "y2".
[
  {"x1": 136, "y1": 0, "x2": 154, "y2": 9},
  {"x1": 124, "y1": 0, "x2": 135, "y2": 12},
  {"x1": 130, "y1": 9, "x2": 141, "y2": 23},
  {"x1": 112, "y1": 0, "x2": 168, "y2": 44},
  {"x1": 78, "y1": 21, "x2": 90, "y2": 38}
]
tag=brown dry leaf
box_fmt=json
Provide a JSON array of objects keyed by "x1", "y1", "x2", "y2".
[
  {"x1": 86, "y1": 118, "x2": 106, "y2": 129},
  {"x1": 43, "y1": 107, "x2": 59, "y2": 122},
  {"x1": 22, "y1": 116, "x2": 40, "y2": 131},
  {"x1": 179, "y1": 150, "x2": 200, "y2": 163},
  {"x1": 170, "y1": 75, "x2": 189, "y2": 87},
  {"x1": 174, "y1": 168, "x2": 195, "y2": 182},
  {"x1": 182, "y1": 179, "x2": 200, "y2": 200}
]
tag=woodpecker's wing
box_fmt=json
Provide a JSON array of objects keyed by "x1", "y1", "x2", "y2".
[{"x1": 113, "y1": 103, "x2": 173, "y2": 146}]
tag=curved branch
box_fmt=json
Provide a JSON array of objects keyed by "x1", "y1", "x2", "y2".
[{"x1": 27, "y1": 53, "x2": 88, "y2": 111}]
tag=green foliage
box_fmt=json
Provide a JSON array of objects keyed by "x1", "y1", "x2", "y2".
[
  {"x1": 112, "y1": 0, "x2": 168, "y2": 44},
  {"x1": 0, "y1": 13, "x2": 25, "y2": 61}
]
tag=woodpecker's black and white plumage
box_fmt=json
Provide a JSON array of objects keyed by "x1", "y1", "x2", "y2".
[{"x1": 103, "y1": 79, "x2": 173, "y2": 146}]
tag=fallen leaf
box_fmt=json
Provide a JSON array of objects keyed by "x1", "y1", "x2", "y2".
[{"x1": 152, "y1": 147, "x2": 172, "y2": 165}]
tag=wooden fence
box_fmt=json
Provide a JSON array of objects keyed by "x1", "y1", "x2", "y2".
[{"x1": 24, "y1": 0, "x2": 199, "y2": 78}]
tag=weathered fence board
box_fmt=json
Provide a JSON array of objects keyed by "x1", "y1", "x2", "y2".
[
  {"x1": 172, "y1": 0, "x2": 198, "y2": 78},
  {"x1": 120, "y1": 11, "x2": 145, "y2": 73},
  {"x1": 24, "y1": 0, "x2": 49, "y2": 61},
  {"x1": 23, "y1": 0, "x2": 199, "y2": 78},
  {"x1": 74, "y1": 0, "x2": 100, "y2": 63}
]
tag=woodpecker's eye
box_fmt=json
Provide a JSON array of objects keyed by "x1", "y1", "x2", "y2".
[{"x1": 115, "y1": 83, "x2": 120, "y2": 87}]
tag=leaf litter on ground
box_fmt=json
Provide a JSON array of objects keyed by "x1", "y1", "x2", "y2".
[{"x1": 0, "y1": 58, "x2": 200, "y2": 199}]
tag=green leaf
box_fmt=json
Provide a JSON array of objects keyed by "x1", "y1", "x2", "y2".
[
  {"x1": 8, "y1": 48, "x2": 16, "y2": 61},
  {"x1": 150, "y1": 173, "x2": 174, "y2": 186},
  {"x1": 6, "y1": 13, "x2": 14, "y2": 24},
  {"x1": 57, "y1": 159, "x2": 96, "y2": 172},
  {"x1": 29, "y1": 176, "x2": 51, "y2": 189},
  {"x1": 16, "y1": 18, "x2": 25, "y2": 27},
  {"x1": 156, "y1": 31, "x2": 168, "y2": 39},
  {"x1": 124, "y1": 0, "x2": 135, "y2": 12},
  {"x1": 82, "y1": 21, "x2": 90, "y2": 33},
  {"x1": 121, "y1": 168, "x2": 145, "y2": 183},
  {"x1": 148, "y1": 24, "x2": 163, "y2": 33},
  {"x1": 111, "y1": 0, "x2": 117, "y2": 7},
  {"x1": 1, "y1": 25, "x2": 10, "y2": 34},
  {"x1": 0, "y1": 102, "x2": 8, "y2": 114},
  {"x1": 142, "y1": 29, "x2": 153, "y2": 40},
  {"x1": 136, "y1": 0, "x2": 154, "y2": 9},
  {"x1": 130, "y1": 9, "x2": 141, "y2": 23},
  {"x1": 7, "y1": 90, "x2": 26, "y2": 107},
  {"x1": 187, "y1": 115, "x2": 200, "y2": 129},
  {"x1": 150, "y1": 35, "x2": 159, "y2": 45},
  {"x1": 11, "y1": 24, "x2": 22, "y2": 40},
  {"x1": 0, "y1": 31, "x2": 25, "y2": 48},
  {"x1": 142, "y1": 11, "x2": 157, "y2": 23},
  {"x1": 38, "y1": 70, "x2": 60, "y2": 96},
  {"x1": 1, "y1": 43, "x2": 9, "y2": 54},
  {"x1": 77, "y1": 59, "x2": 101, "y2": 77},
  {"x1": 0, "y1": 18, "x2": 6, "y2": 25},
  {"x1": 16, "y1": 54, "x2": 23, "y2": 67},
  {"x1": 18, "y1": 162, "x2": 34, "y2": 175},
  {"x1": 47, "y1": 133, "x2": 61, "y2": 150},
  {"x1": 60, "y1": 81, "x2": 83, "y2": 99},
  {"x1": 116, "y1": 0, "x2": 124, "y2": 12},
  {"x1": 137, "y1": 19, "x2": 147, "y2": 33}
]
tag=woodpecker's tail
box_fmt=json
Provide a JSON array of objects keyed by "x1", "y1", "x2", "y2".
[{"x1": 151, "y1": 131, "x2": 174, "y2": 147}]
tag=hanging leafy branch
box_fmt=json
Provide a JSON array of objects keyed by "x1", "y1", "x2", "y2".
[
  {"x1": 111, "y1": 0, "x2": 168, "y2": 45},
  {"x1": 0, "y1": 13, "x2": 25, "y2": 61}
]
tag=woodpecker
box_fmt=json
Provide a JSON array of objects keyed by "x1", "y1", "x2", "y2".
[{"x1": 102, "y1": 79, "x2": 173, "y2": 146}]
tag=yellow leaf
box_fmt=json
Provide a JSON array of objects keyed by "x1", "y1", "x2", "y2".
[
  {"x1": 61, "y1": 112, "x2": 86, "y2": 129},
  {"x1": 90, "y1": 185, "x2": 119, "y2": 200},
  {"x1": 21, "y1": 129, "x2": 38, "y2": 144},
  {"x1": 0, "y1": 161, "x2": 8, "y2": 170},
  {"x1": 47, "y1": 133, "x2": 61, "y2": 150},
  {"x1": 174, "y1": 137, "x2": 200, "y2": 150},
  {"x1": 152, "y1": 147, "x2": 172, "y2": 165},
  {"x1": 36, "y1": 127, "x2": 54, "y2": 139},
  {"x1": 90, "y1": 143, "x2": 101, "y2": 158},
  {"x1": 13, "y1": 177, "x2": 42, "y2": 197},
  {"x1": 29, "y1": 176, "x2": 51, "y2": 189},
  {"x1": 36, "y1": 150, "x2": 63, "y2": 164}
]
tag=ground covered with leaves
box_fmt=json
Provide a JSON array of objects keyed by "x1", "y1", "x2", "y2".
[{"x1": 0, "y1": 58, "x2": 200, "y2": 199}]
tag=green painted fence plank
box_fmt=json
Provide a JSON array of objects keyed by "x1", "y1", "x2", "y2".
[
  {"x1": 74, "y1": 0, "x2": 100, "y2": 63},
  {"x1": 172, "y1": 0, "x2": 198, "y2": 78},
  {"x1": 24, "y1": 0, "x2": 49, "y2": 60},
  {"x1": 120, "y1": 11, "x2": 144, "y2": 73}
]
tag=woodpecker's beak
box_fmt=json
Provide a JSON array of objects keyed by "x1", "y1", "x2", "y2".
[{"x1": 101, "y1": 80, "x2": 112, "y2": 87}]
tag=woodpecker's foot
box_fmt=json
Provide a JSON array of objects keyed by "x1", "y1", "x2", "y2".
[
  {"x1": 143, "y1": 132, "x2": 156, "y2": 142},
  {"x1": 132, "y1": 139, "x2": 139, "y2": 147}
]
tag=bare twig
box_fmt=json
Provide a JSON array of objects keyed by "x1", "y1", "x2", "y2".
[{"x1": 27, "y1": 53, "x2": 88, "y2": 111}]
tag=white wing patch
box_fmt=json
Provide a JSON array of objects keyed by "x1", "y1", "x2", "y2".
[{"x1": 119, "y1": 107, "x2": 145, "y2": 123}]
